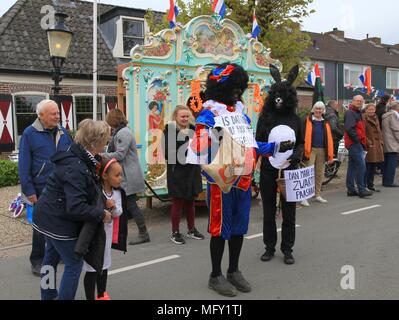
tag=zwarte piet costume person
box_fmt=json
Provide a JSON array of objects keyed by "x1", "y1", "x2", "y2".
[{"x1": 188, "y1": 63, "x2": 294, "y2": 297}]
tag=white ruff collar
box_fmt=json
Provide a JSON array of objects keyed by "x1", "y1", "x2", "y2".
[{"x1": 203, "y1": 100, "x2": 245, "y2": 115}]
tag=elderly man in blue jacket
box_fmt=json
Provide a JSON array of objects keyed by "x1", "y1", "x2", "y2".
[{"x1": 18, "y1": 99, "x2": 72, "y2": 276}]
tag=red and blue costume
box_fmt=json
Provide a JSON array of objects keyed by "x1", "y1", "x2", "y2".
[{"x1": 190, "y1": 100, "x2": 276, "y2": 240}]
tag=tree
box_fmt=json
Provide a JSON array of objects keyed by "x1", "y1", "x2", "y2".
[{"x1": 145, "y1": 0, "x2": 314, "y2": 81}]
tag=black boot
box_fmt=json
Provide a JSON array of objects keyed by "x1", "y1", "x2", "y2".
[{"x1": 129, "y1": 230, "x2": 150, "y2": 245}]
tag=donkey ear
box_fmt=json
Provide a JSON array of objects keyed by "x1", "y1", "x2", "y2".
[
  {"x1": 269, "y1": 64, "x2": 281, "y2": 84},
  {"x1": 286, "y1": 65, "x2": 299, "y2": 85}
]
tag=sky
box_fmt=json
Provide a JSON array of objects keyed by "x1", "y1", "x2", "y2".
[{"x1": 1, "y1": 0, "x2": 398, "y2": 44}]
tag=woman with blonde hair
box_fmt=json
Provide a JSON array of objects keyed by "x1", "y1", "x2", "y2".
[
  {"x1": 301, "y1": 101, "x2": 334, "y2": 206},
  {"x1": 163, "y1": 105, "x2": 204, "y2": 244},
  {"x1": 33, "y1": 119, "x2": 112, "y2": 300}
]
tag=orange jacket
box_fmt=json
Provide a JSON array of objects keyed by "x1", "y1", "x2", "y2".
[{"x1": 303, "y1": 116, "x2": 334, "y2": 162}]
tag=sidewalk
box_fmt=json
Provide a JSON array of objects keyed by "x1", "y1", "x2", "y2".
[{"x1": 0, "y1": 184, "x2": 176, "y2": 249}]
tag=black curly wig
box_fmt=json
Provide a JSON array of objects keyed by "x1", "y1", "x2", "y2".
[
  {"x1": 260, "y1": 64, "x2": 299, "y2": 118},
  {"x1": 204, "y1": 62, "x2": 249, "y2": 106}
]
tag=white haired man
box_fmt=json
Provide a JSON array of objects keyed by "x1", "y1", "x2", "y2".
[{"x1": 18, "y1": 99, "x2": 72, "y2": 276}]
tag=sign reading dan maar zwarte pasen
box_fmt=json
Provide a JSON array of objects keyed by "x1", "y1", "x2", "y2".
[{"x1": 284, "y1": 165, "x2": 315, "y2": 202}]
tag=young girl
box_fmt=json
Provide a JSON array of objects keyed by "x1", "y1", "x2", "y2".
[
  {"x1": 163, "y1": 105, "x2": 204, "y2": 244},
  {"x1": 83, "y1": 158, "x2": 128, "y2": 300}
]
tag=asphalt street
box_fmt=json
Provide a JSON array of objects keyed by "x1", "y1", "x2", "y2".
[{"x1": 0, "y1": 185, "x2": 398, "y2": 300}]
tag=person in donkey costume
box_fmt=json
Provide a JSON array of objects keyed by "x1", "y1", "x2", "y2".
[{"x1": 256, "y1": 64, "x2": 305, "y2": 265}]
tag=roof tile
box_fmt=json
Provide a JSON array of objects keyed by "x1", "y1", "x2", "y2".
[{"x1": 0, "y1": 0, "x2": 118, "y2": 77}]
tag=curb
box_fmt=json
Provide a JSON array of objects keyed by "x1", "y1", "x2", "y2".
[{"x1": 0, "y1": 242, "x2": 31, "y2": 251}]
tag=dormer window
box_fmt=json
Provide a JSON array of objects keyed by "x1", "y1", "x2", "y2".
[{"x1": 123, "y1": 19, "x2": 144, "y2": 56}]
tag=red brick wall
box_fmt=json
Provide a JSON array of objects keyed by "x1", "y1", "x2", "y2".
[
  {"x1": 297, "y1": 94, "x2": 313, "y2": 112},
  {"x1": 0, "y1": 83, "x2": 11, "y2": 94}
]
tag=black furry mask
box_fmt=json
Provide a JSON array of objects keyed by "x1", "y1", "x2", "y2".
[
  {"x1": 204, "y1": 63, "x2": 249, "y2": 106},
  {"x1": 264, "y1": 64, "x2": 299, "y2": 114}
]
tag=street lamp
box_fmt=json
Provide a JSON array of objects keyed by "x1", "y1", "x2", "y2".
[{"x1": 47, "y1": 12, "x2": 73, "y2": 117}]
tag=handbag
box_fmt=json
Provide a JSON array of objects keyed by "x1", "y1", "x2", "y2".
[{"x1": 201, "y1": 129, "x2": 255, "y2": 193}]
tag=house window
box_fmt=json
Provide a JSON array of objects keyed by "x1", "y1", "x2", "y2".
[
  {"x1": 123, "y1": 19, "x2": 144, "y2": 56},
  {"x1": 75, "y1": 96, "x2": 103, "y2": 126},
  {"x1": 14, "y1": 94, "x2": 46, "y2": 139},
  {"x1": 387, "y1": 68, "x2": 399, "y2": 89},
  {"x1": 344, "y1": 64, "x2": 367, "y2": 87}
]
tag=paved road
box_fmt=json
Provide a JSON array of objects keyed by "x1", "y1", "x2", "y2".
[{"x1": 0, "y1": 184, "x2": 398, "y2": 300}]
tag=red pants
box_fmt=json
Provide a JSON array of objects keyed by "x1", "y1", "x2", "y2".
[{"x1": 171, "y1": 198, "x2": 195, "y2": 232}]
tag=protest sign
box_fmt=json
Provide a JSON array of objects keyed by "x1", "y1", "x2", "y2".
[
  {"x1": 214, "y1": 112, "x2": 257, "y2": 148},
  {"x1": 284, "y1": 166, "x2": 315, "y2": 202}
]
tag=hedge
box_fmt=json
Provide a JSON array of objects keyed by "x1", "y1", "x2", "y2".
[{"x1": 0, "y1": 160, "x2": 19, "y2": 187}]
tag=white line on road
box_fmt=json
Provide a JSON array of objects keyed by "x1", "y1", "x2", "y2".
[
  {"x1": 340, "y1": 205, "x2": 381, "y2": 215},
  {"x1": 109, "y1": 255, "x2": 180, "y2": 275},
  {"x1": 245, "y1": 225, "x2": 301, "y2": 239}
]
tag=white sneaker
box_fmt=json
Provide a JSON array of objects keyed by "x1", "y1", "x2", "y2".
[
  {"x1": 315, "y1": 196, "x2": 328, "y2": 203},
  {"x1": 301, "y1": 199, "x2": 310, "y2": 207}
]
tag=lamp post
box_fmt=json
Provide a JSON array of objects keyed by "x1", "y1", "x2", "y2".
[{"x1": 47, "y1": 12, "x2": 73, "y2": 120}]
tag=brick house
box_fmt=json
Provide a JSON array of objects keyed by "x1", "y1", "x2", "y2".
[
  {"x1": 0, "y1": 0, "x2": 162, "y2": 155},
  {"x1": 299, "y1": 28, "x2": 399, "y2": 109}
]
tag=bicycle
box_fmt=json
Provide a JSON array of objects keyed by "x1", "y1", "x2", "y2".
[{"x1": 322, "y1": 140, "x2": 348, "y2": 186}]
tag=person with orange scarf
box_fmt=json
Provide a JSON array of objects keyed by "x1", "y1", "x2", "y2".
[{"x1": 301, "y1": 101, "x2": 334, "y2": 206}]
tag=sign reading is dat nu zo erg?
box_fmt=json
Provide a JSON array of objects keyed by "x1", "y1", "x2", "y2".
[{"x1": 284, "y1": 165, "x2": 315, "y2": 202}]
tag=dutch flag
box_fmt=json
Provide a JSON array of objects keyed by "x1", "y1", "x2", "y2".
[
  {"x1": 306, "y1": 63, "x2": 322, "y2": 86},
  {"x1": 168, "y1": 0, "x2": 179, "y2": 28},
  {"x1": 359, "y1": 67, "x2": 372, "y2": 95},
  {"x1": 212, "y1": 0, "x2": 226, "y2": 18},
  {"x1": 251, "y1": 10, "x2": 261, "y2": 39}
]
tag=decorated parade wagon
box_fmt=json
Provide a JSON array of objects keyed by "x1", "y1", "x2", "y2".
[{"x1": 117, "y1": 13, "x2": 281, "y2": 204}]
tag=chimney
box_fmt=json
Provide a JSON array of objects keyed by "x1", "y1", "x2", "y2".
[
  {"x1": 368, "y1": 37, "x2": 382, "y2": 45},
  {"x1": 326, "y1": 27, "x2": 345, "y2": 39}
]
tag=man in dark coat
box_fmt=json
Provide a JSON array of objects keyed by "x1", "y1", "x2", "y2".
[
  {"x1": 325, "y1": 100, "x2": 344, "y2": 157},
  {"x1": 376, "y1": 95, "x2": 391, "y2": 127},
  {"x1": 18, "y1": 99, "x2": 72, "y2": 276}
]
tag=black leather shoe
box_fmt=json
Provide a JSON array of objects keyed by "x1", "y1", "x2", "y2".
[
  {"x1": 359, "y1": 190, "x2": 373, "y2": 198},
  {"x1": 129, "y1": 232, "x2": 150, "y2": 245},
  {"x1": 283, "y1": 252, "x2": 295, "y2": 265},
  {"x1": 347, "y1": 191, "x2": 359, "y2": 197},
  {"x1": 383, "y1": 183, "x2": 399, "y2": 187},
  {"x1": 260, "y1": 250, "x2": 275, "y2": 262}
]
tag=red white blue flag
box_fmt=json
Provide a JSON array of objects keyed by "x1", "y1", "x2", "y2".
[
  {"x1": 251, "y1": 10, "x2": 261, "y2": 39},
  {"x1": 359, "y1": 67, "x2": 372, "y2": 95},
  {"x1": 168, "y1": 0, "x2": 179, "y2": 28},
  {"x1": 212, "y1": 0, "x2": 226, "y2": 18},
  {"x1": 306, "y1": 63, "x2": 322, "y2": 86}
]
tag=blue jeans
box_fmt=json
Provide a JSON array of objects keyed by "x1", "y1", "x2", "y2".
[
  {"x1": 346, "y1": 143, "x2": 366, "y2": 193},
  {"x1": 383, "y1": 153, "x2": 398, "y2": 186},
  {"x1": 40, "y1": 236, "x2": 83, "y2": 300}
]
